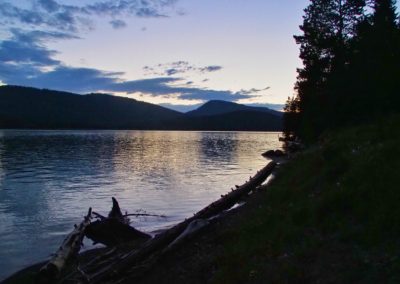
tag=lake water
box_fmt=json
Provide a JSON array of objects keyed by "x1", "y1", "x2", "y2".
[{"x1": 0, "y1": 130, "x2": 281, "y2": 280}]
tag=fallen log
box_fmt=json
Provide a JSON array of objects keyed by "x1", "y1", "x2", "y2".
[
  {"x1": 83, "y1": 161, "x2": 276, "y2": 283},
  {"x1": 36, "y1": 208, "x2": 92, "y2": 284},
  {"x1": 85, "y1": 198, "x2": 151, "y2": 247}
]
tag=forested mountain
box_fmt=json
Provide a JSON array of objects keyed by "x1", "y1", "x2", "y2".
[
  {"x1": 0, "y1": 85, "x2": 183, "y2": 129},
  {"x1": 0, "y1": 85, "x2": 282, "y2": 131}
]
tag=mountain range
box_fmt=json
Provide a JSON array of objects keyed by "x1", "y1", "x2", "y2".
[{"x1": 0, "y1": 85, "x2": 282, "y2": 131}]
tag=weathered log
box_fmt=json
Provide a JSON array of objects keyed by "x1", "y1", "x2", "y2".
[
  {"x1": 84, "y1": 161, "x2": 276, "y2": 283},
  {"x1": 85, "y1": 198, "x2": 151, "y2": 247},
  {"x1": 36, "y1": 208, "x2": 92, "y2": 284}
]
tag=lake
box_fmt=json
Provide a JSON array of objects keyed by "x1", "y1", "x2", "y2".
[{"x1": 0, "y1": 130, "x2": 281, "y2": 280}]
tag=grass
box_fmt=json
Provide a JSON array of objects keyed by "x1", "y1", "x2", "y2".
[{"x1": 210, "y1": 115, "x2": 400, "y2": 283}]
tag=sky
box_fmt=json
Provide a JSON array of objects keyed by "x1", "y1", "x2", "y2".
[{"x1": 0, "y1": 0, "x2": 309, "y2": 112}]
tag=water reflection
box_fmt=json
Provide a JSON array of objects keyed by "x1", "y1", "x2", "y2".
[{"x1": 0, "y1": 130, "x2": 281, "y2": 280}]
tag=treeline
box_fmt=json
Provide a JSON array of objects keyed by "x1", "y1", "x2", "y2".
[{"x1": 284, "y1": 0, "x2": 400, "y2": 143}]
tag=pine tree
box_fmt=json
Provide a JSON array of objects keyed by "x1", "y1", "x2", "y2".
[
  {"x1": 348, "y1": 0, "x2": 399, "y2": 119},
  {"x1": 290, "y1": 0, "x2": 366, "y2": 142},
  {"x1": 283, "y1": 96, "x2": 300, "y2": 140}
]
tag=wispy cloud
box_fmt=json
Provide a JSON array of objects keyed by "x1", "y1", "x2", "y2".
[
  {"x1": 109, "y1": 19, "x2": 127, "y2": 29},
  {"x1": 199, "y1": 65, "x2": 222, "y2": 73},
  {"x1": 143, "y1": 61, "x2": 223, "y2": 76},
  {"x1": 239, "y1": 86, "x2": 271, "y2": 95}
]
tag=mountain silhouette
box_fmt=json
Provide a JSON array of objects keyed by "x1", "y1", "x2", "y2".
[
  {"x1": 0, "y1": 85, "x2": 282, "y2": 131},
  {"x1": 186, "y1": 100, "x2": 282, "y2": 117}
]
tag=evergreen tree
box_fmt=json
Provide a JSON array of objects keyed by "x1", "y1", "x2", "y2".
[
  {"x1": 348, "y1": 0, "x2": 399, "y2": 120},
  {"x1": 284, "y1": 0, "x2": 400, "y2": 143},
  {"x1": 289, "y1": 0, "x2": 366, "y2": 142},
  {"x1": 283, "y1": 96, "x2": 300, "y2": 140}
]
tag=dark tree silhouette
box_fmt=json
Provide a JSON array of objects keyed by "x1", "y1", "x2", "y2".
[
  {"x1": 348, "y1": 0, "x2": 400, "y2": 119},
  {"x1": 285, "y1": 0, "x2": 399, "y2": 144}
]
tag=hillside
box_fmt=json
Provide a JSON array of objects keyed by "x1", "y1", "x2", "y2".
[
  {"x1": 0, "y1": 85, "x2": 183, "y2": 129},
  {"x1": 0, "y1": 86, "x2": 282, "y2": 131},
  {"x1": 186, "y1": 100, "x2": 282, "y2": 117}
]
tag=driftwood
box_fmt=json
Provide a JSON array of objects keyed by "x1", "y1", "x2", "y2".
[
  {"x1": 79, "y1": 161, "x2": 276, "y2": 283},
  {"x1": 36, "y1": 208, "x2": 92, "y2": 284},
  {"x1": 85, "y1": 198, "x2": 151, "y2": 247}
]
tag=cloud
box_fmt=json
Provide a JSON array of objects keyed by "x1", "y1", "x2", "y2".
[
  {"x1": 109, "y1": 19, "x2": 127, "y2": 29},
  {"x1": 0, "y1": 27, "x2": 263, "y2": 104},
  {"x1": 143, "y1": 61, "x2": 223, "y2": 76},
  {"x1": 199, "y1": 65, "x2": 223, "y2": 73},
  {"x1": 240, "y1": 86, "x2": 270, "y2": 95},
  {"x1": 0, "y1": 40, "x2": 60, "y2": 66},
  {"x1": 0, "y1": 2, "x2": 83, "y2": 32},
  {"x1": 165, "y1": 68, "x2": 180, "y2": 76},
  {"x1": 37, "y1": 0, "x2": 60, "y2": 13},
  {"x1": 105, "y1": 77, "x2": 256, "y2": 101},
  {"x1": 0, "y1": 29, "x2": 78, "y2": 67},
  {"x1": 0, "y1": 59, "x2": 257, "y2": 101},
  {"x1": 0, "y1": 0, "x2": 180, "y2": 33}
]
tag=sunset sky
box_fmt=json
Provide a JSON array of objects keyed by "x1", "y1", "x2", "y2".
[{"x1": 0, "y1": 0, "x2": 309, "y2": 111}]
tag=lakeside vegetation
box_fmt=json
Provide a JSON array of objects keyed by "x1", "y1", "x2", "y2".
[{"x1": 209, "y1": 115, "x2": 400, "y2": 283}]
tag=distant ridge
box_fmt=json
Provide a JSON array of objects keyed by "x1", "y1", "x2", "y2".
[
  {"x1": 0, "y1": 85, "x2": 182, "y2": 129},
  {"x1": 0, "y1": 85, "x2": 282, "y2": 131},
  {"x1": 186, "y1": 100, "x2": 282, "y2": 117}
]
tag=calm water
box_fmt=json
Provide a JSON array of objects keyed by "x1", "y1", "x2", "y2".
[{"x1": 0, "y1": 130, "x2": 281, "y2": 280}]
